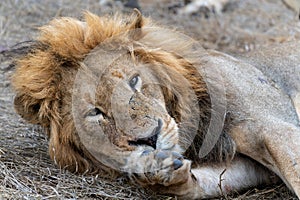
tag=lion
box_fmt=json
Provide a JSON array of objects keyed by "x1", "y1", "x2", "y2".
[{"x1": 11, "y1": 10, "x2": 300, "y2": 199}]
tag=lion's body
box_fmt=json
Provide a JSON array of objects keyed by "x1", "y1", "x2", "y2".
[
  {"x1": 208, "y1": 48, "x2": 299, "y2": 127},
  {"x1": 241, "y1": 43, "x2": 300, "y2": 122},
  {"x1": 12, "y1": 11, "x2": 300, "y2": 199}
]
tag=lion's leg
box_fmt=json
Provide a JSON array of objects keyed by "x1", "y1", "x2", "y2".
[
  {"x1": 127, "y1": 150, "x2": 277, "y2": 199},
  {"x1": 189, "y1": 156, "x2": 278, "y2": 199},
  {"x1": 230, "y1": 120, "x2": 300, "y2": 198}
]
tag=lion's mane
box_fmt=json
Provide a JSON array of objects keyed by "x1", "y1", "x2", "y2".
[{"x1": 12, "y1": 10, "x2": 235, "y2": 175}]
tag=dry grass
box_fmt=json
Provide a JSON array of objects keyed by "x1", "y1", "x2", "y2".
[{"x1": 0, "y1": 0, "x2": 300, "y2": 199}]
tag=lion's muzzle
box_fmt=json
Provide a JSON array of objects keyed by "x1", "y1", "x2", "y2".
[{"x1": 128, "y1": 119, "x2": 163, "y2": 149}]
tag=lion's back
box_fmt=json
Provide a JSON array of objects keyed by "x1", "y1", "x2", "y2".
[{"x1": 203, "y1": 50, "x2": 299, "y2": 126}]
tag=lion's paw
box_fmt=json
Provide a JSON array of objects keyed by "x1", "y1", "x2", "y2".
[{"x1": 126, "y1": 150, "x2": 192, "y2": 187}]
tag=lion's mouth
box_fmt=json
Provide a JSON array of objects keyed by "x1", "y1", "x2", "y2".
[
  {"x1": 128, "y1": 119, "x2": 162, "y2": 149},
  {"x1": 128, "y1": 133, "x2": 158, "y2": 149}
]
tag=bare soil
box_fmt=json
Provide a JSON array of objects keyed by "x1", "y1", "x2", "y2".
[{"x1": 0, "y1": 0, "x2": 300, "y2": 199}]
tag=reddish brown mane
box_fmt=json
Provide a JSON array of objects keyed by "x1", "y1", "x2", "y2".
[{"x1": 12, "y1": 11, "x2": 233, "y2": 175}]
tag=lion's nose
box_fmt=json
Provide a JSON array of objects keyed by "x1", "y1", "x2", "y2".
[
  {"x1": 128, "y1": 119, "x2": 163, "y2": 149},
  {"x1": 145, "y1": 119, "x2": 162, "y2": 149},
  {"x1": 153, "y1": 119, "x2": 163, "y2": 136}
]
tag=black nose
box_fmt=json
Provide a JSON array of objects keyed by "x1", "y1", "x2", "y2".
[
  {"x1": 153, "y1": 119, "x2": 163, "y2": 135},
  {"x1": 128, "y1": 119, "x2": 162, "y2": 149}
]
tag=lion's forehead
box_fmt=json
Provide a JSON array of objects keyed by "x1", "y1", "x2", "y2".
[
  {"x1": 83, "y1": 51, "x2": 169, "y2": 121},
  {"x1": 111, "y1": 70, "x2": 124, "y2": 79}
]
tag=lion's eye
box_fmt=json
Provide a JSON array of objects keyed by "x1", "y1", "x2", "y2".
[
  {"x1": 86, "y1": 108, "x2": 102, "y2": 117},
  {"x1": 129, "y1": 75, "x2": 141, "y2": 90},
  {"x1": 129, "y1": 75, "x2": 139, "y2": 88}
]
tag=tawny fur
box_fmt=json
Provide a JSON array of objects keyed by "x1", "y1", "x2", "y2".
[
  {"x1": 12, "y1": 10, "x2": 300, "y2": 199},
  {"x1": 12, "y1": 11, "x2": 153, "y2": 175},
  {"x1": 12, "y1": 11, "x2": 234, "y2": 175}
]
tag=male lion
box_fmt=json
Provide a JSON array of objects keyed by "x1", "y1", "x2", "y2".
[{"x1": 12, "y1": 10, "x2": 300, "y2": 199}]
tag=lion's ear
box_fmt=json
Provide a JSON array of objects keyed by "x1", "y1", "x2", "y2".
[
  {"x1": 131, "y1": 9, "x2": 143, "y2": 29},
  {"x1": 128, "y1": 9, "x2": 145, "y2": 40}
]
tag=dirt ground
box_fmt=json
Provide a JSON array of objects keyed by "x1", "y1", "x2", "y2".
[{"x1": 1, "y1": 0, "x2": 300, "y2": 199}]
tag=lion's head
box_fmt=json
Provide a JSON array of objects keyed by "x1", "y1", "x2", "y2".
[{"x1": 12, "y1": 10, "x2": 234, "y2": 176}]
